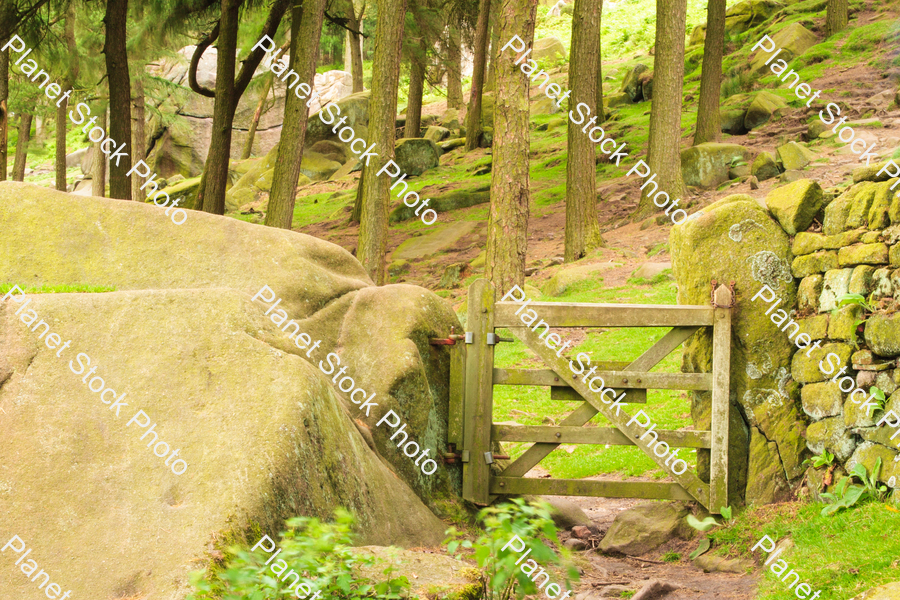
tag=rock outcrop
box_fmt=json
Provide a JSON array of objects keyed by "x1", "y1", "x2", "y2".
[{"x1": 0, "y1": 184, "x2": 464, "y2": 598}]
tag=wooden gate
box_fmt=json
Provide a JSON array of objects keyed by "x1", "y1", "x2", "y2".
[{"x1": 443, "y1": 279, "x2": 734, "y2": 514}]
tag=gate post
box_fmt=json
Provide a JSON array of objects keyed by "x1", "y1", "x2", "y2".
[
  {"x1": 709, "y1": 284, "x2": 733, "y2": 512},
  {"x1": 462, "y1": 279, "x2": 496, "y2": 505}
]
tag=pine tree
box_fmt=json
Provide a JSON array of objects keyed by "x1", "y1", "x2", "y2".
[
  {"x1": 693, "y1": 0, "x2": 724, "y2": 145},
  {"x1": 104, "y1": 0, "x2": 133, "y2": 199},
  {"x1": 356, "y1": 0, "x2": 408, "y2": 283},
  {"x1": 565, "y1": 0, "x2": 604, "y2": 263},
  {"x1": 484, "y1": 0, "x2": 538, "y2": 295},
  {"x1": 825, "y1": 0, "x2": 848, "y2": 37},
  {"x1": 12, "y1": 113, "x2": 32, "y2": 181},
  {"x1": 464, "y1": 0, "x2": 491, "y2": 151},
  {"x1": 632, "y1": 0, "x2": 687, "y2": 220},
  {"x1": 264, "y1": 0, "x2": 327, "y2": 229}
]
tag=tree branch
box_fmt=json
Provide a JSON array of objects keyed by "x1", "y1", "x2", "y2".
[
  {"x1": 189, "y1": 22, "x2": 219, "y2": 98},
  {"x1": 233, "y1": 0, "x2": 291, "y2": 108},
  {"x1": 324, "y1": 10, "x2": 368, "y2": 38}
]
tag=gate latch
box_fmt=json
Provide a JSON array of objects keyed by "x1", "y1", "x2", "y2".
[
  {"x1": 429, "y1": 326, "x2": 468, "y2": 346},
  {"x1": 483, "y1": 451, "x2": 510, "y2": 464}
]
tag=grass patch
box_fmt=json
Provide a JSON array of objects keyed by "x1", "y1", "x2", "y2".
[
  {"x1": 707, "y1": 500, "x2": 900, "y2": 600},
  {"x1": 0, "y1": 283, "x2": 117, "y2": 294}
]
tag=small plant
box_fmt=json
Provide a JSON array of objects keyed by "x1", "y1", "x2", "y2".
[
  {"x1": 870, "y1": 387, "x2": 887, "y2": 414},
  {"x1": 687, "y1": 514, "x2": 721, "y2": 532},
  {"x1": 620, "y1": 590, "x2": 636, "y2": 599},
  {"x1": 445, "y1": 498, "x2": 578, "y2": 600},
  {"x1": 820, "y1": 458, "x2": 889, "y2": 516},
  {"x1": 836, "y1": 293, "x2": 876, "y2": 313},
  {"x1": 662, "y1": 551, "x2": 681, "y2": 563},
  {"x1": 187, "y1": 509, "x2": 409, "y2": 600},
  {"x1": 804, "y1": 449, "x2": 836, "y2": 469}
]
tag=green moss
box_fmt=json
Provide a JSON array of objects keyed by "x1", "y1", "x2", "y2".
[{"x1": 0, "y1": 283, "x2": 116, "y2": 294}]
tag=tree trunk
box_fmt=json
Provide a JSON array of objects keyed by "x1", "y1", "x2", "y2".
[
  {"x1": 12, "y1": 113, "x2": 32, "y2": 181},
  {"x1": 595, "y1": 1, "x2": 604, "y2": 122},
  {"x1": 0, "y1": 48, "x2": 8, "y2": 181},
  {"x1": 693, "y1": 0, "x2": 724, "y2": 145},
  {"x1": 199, "y1": 0, "x2": 240, "y2": 214},
  {"x1": 347, "y1": 0, "x2": 365, "y2": 92},
  {"x1": 357, "y1": 0, "x2": 408, "y2": 284},
  {"x1": 465, "y1": 0, "x2": 491, "y2": 151},
  {"x1": 199, "y1": 0, "x2": 290, "y2": 215},
  {"x1": 447, "y1": 24, "x2": 464, "y2": 109},
  {"x1": 485, "y1": 8, "x2": 500, "y2": 92},
  {"x1": 92, "y1": 108, "x2": 107, "y2": 197},
  {"x1": 565, "y1": 0, "x2": 604, "y2": 262},
  {"x1": 825, "y1": 0, "x2": 848, "y2": 37},
  {"x1": 632, "y1": 0, "x2": 687, "y2": 220},
  {"x1": 485, "y1": 0, "x2": 539, "y2": 296},
  {"x1": 264, "y1": 0, "x2": 326, "y2": 229},
  {"x1": 131, "y1": 73, "x2": 147, "y2": 201},
  {"x1": 104, "y1": 0, "x2": 132, "y2": 199},
  {"x1": 242, "y1": 72, "x2": 274, "y2": 159},
  {"x1": 57, "y1": 4, "x2": 78, "y2": 192},
  {"x1": 405, "y1": 54, "x2": 425, "y2": 138}
]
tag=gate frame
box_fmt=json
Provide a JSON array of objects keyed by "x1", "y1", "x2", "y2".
[{"x1": 447, "y1": 279, "x2": 733, "y2": 514}]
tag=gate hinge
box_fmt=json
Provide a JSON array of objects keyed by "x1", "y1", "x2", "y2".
[
  {"x1": 430, "y1": 326, "x2": 468, "y2": 346},
  {"x1": 486, "y1": 333, "x2": 514, "y2": 345}
]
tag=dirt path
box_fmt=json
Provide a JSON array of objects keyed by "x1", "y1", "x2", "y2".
[{"x1": 526, "y1": 468, "x2": 758, "y2": 599}]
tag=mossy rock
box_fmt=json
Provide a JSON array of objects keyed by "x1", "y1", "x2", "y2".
[
  {"x1": 605, "y1": 92, "x2": 632, "y2": 107},
  {"x1": 533, "y1": 35, "x2": 567, "y2": 62},
  {"x1": 801, "y1": 382, "x2": 844, "y2": 420},
  {"x1": 865, "y1": 313, "x2": 900, "y2": 357},
  {"x1": 744, "y1": 91, "x2": 789, "y2": 130},
  {"x1": 849, "y1": 265, "x2": 877, "y2": 295},
  {"x1": 791, "y1": 250, "x2": 838, "y2": 278},
  {"x1": 797, "y1": 274, "x2": 823, "y2": 312},
  {"x1": 351, "y1": 546, "x2": 483, "y2": 600},
  {"x1": 306, "y1": 91, "x2": 370, "y2": 149},
  {"x1": 721, "y1": 108, "x2": 749, "y2": 135},
  {"x1": 620, "y1": 64, "x2": 650, "y2": 102},
  {"x1": 846, "y1": 182, "x2": 878, "y2": 230},
  {"x1": 157, "y1": 176, "x2": 202, "y2": 211},
  {"x1": 599, "y1": 502, "x2": 694, "y2": 555},
  {"x1": 823, "y1": 186, "x2": 856, "y2": 235},
  {"x1": 868, "y1": 180, "x2": 895, "y2": 230},
  {"x1": 775, "y1": 141, "x2": 816, "y2": 171},
  {"x1": 798, "y1": 314, "x2": 829, "y2": 340},
  {"x1": 424, "y1": 125, "x2": 451, "y2": 143},
  {"x1": 806, "y1": 414, "x2": 856, "y2": 462},
  {"x1": 751, "y1": 151, "x2": 781, "y2": 181},
  {"x1": 672, "y1": 195, "x2": 795, "y2": 504},
  {"x1": 792, "y1": 342, "x2": 851, "y2": 384},
  {"x1": 828, "y1": 304, "x2": 863, "y2": 341},
  {"x1": 747, "y1": 427, "x2": 792, "y2": 502},
  {"x1": 390, "y1": 184, "x2": 490, "y2": 223},
  {"x1": 853, "y1": 161, "x2": 896, "y2": 183},
  {"x1": 838, "y1": 243, "x2": 889, "y2": 267},
  {"x1": 849, "y1": 442, "x2": 900, "y2": 485},
  {"x1": 300, "y1": 151, "x2": 343, "y2": 181},
  {"x1": 849, "y1": 582, "x2": 900, "y2": 600},
  {"x1": 765, "y1": 178, "x2": 824, "y2": 235},
  {"x1": 680, "y1": 143, "x2": 751, "y2": 189},
  {"x1": 749, "y1": 22, "x2": 819, "y2": 74},
  {"x1": 820, "y1": 268, "x2": 854, "y2": 312},
  {"x1": 395, "y1": 138, "x2": 441, "y2": 176}
]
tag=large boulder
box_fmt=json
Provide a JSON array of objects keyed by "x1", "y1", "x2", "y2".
[
  {"x1": 765, "y1": 179, "x2": 825, "y2": 235},
  {"x1": 621, "y1": 64, "x2": 650, "y2": 103},
  {"x1": 680, "y1": 143, "x2": 751, "y2": 189},
  {"x1": 752, "y1": 151, "x2": 782, "y2": 181},
  {"x1": 0, "y1": 286, "x2": 447, "y2": 600},
  {"x1": 672, "y1": 195, "x2": 803, "y2": 504},
  {"x1": 744, "y1": 91, "x2": 789, "y2": 130},
  {"x1": 305, "y1": 91, "x2": 371, "y2": 151},
  {"x1": 776, "y1": 141, "x2": 817, "y2": 171},
  {"x1": 689, "y1": 0, "x2": 782, "y2": 45},
  {"x1": 394, "y1": 138, "x2": 442, "y2": 177},
  {"x1": 599, "y1": 503, "x2": 694, "y2": 555},
  {"x1": 750, "y1": 22, "x2": 818, "y2": 74},
  {"x1": 0, "y1": 181, "x2": 463, "y2": 509},
  {"x1": 533, "y1": 36, "x2": 567, "y2": 62}
]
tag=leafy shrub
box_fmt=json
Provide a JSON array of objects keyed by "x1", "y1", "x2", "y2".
[
  {"x1": 187, "y1": 509, "x2": 410, "y2": 600},
  {"x1": 820, "y1": 458, "x2": 889, "y2": 516},
  {"x1": 445, "y1": 497, "x2": 578, "y2": 600}
]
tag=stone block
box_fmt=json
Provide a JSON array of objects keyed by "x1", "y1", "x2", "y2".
[
  {"x1": 819, "y1": 268, "x2": 854, "y2": 312},
  {"x1": 846, "y1": 182, "x2": 878, "y2": 230},
  {"x1": 792, "y1": 251, "x2": 838, "y2": 278},
  {"x1": 776, "y1": 141, "x2": 816, "y2": 171},
  {"x1": 891, "y1": 244, "x2": 900, "y2": 267},
  {"x1": 792, "y1": 342, "x2": 852, "y2": 384},
  {"x1": 765, "y1": 179, "x2": 825, "y2": 235},
  {"x1": 865, "y1": 313, "x2": 900, "y2": 357},
  {"x1": 849, "y1": 265, "x2": 876, "y2": 295},
  {"x1": 871, "y1": 267, "x2": 895, "y2": 301},
  {"x1": 792, "y1": 232, "x2": 826, "y2": 256},
  {"x1": 823, "y1": 187, "x2": 854, "y2": 235},
  {"x1": 828, "y1": 304, "x2": 863, "y2": 341},
  {"x1": 862, "y1": 231, "x2": 883, "y2": 244},
  {"x1": 838, "y1": 243, "x2": 889, "y2": 267},
  {"x1": 806, "y1": 414, "x2": 856, "y2": 462},
  {"x1": 752, "y1": 151, "x2": 781, "y2": 181},
  {"x1": 845, "y1": 394, "x2": 878, "y2": 427},
  {"x1": 801, "y1": 382, "x2": 844, "y2": 420},
  {"x1": 798, "y1": 274, "x2": 823, "y2": 313},
  {"x1": 798, "y1": 314, "x2": 829, "y2": 340}
]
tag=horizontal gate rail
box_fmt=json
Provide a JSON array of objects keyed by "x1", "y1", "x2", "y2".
[
  {"x1": 492, "y1": 424, "x2": 711, "y2": 448},
  {"x1": 490, "y1": 477, "x2": 696, "y2": 501},
  {"x1": 550, "y1": 387, "x2": 646, "y2": 403},
  {"x1": 494, "y1": 302, "x2": 715, "y2": 327},
  {"x1": 494, "y1": 366, "x2": 712, "y2": 390}
]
